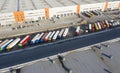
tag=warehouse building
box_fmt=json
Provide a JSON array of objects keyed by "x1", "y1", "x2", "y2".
[
  {"x1": 0, "y1": 0, "x2": 119, "y2": 26},
  {"x1": 0, "y1": 0, "x2": 120, "y2": 73}
]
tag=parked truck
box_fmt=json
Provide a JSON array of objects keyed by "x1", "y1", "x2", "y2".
[
  {"x1": 48, "y1": 31, "x2": 56, "y2": 41},
  {"x1": 52, "y1": 30, "x2": 60, "y2": 41},
  {"x1": 7, "y1": 38, "x2": 20, "y2": 50},
  {"x1": 97, "y1": 22, "x2": 102, "y2": 30},
  {"x1": 75, "y1": 26, "x2": 80, "y2": 35},
  {"x1": 63, "y1": 28, "x2": 69, "y2": 38},
  {"x1": 41, "y1": 33, "x2": 48, "y2": 43},
  {"x1": 94, "y1": 23, "x2": 99, "y2": 30},
  {"x1": 99, "y1": 21, "x2": 105, "y2": 29},
  {"x1": 57, "y1": 29, "x2": 64, "y2": 39},
  {"x1": 1, "y1": 39, "x2": 14, "y2": 51},
  {"x1": 44, "y1": 32, "x2": 52, "y2": 42},
  {"x1": 31, "y1": 34, "x2": 40, "y2": 44},
  {"x1": 91, "y1": 23, "x2": 95, "y2": 32},
  {"x1": 0, "y1": 40, "x2": 2, "y2": 44},
  {"x1": 88, "y1": 24, "x2": 92, "y2": 32},
  {"x1": 0, "y1": 39, "x2": 9, "y2": 51},
  {"x1": 18, "y1": 35, "x2": 30, "y2": 47},
  {"x1": 104, "y1": 20, "x2": 110, "y2": 28},
  {"x1": 38, "y1": 33, "x2": 44, "y2": 43}
]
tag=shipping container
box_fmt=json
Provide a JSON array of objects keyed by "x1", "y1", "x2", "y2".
[
  {"x1": 48, "y1": 31, "x2": 56, "y2": 41},
  {"x1": 1, "y1": 39, "x2": 14, "y2": 51},
  {"x1": 57, "y1": 29, "x2": 64, "y2": 39},
  {"x1": 31, "y1": 34, "x2": 40, "y2": 44},
  {"x1": 41, "y1": 33, "x2": 48, "y2": 42},
  {"x1": 18, "y1": 35, "x2": 30, "y2": 47},
  {"x1": 63, "y1": 28, "x2": 69, "y2": 38},
  {"x1": 38, "y1": 33, "x2": 44, "y2": 43},
  {"x1": 52, "y1": 30, "x2": 60, "y2": 41},
  {"x1": 75, "y1": 26, "x2": 80, "y2": 35},
  {"x1": 44, "y1": 32, "x2": 52, "y2": 42},
  {"x1": 7, "y1": 38, "x2": 20, "y2": 50}
]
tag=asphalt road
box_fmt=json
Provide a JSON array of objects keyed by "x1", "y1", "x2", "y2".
[{"x1": 0, "y1": 27, "x2": 120, "y2": 69}]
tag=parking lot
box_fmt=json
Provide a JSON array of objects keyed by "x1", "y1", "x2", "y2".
[{"x1": 0, "y1": 9, "x2": 120, "y2": 53}]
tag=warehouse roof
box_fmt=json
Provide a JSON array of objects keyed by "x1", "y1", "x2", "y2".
[
  {"x1": 16, "y1": 40, "x2": 120, "y2": 73},
  {"x1": 0, "y1": 0, "x2": 118, "y2": 13},
  {"x1": 100, "y1": 41, "x2": 120, "y2": 73},
  {"x1": 20, "y1": 49, "x2": 109, "y2": 73}
]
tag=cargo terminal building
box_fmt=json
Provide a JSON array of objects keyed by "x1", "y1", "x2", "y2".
[
  {"x1": 0, "y1": 0, "x2": 119, "y2": 26},
  {"x1": 0, "y1": 0, "x2": 120, "y2": 73}
]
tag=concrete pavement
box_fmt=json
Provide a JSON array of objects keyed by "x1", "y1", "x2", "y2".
[{"x1": 0, "y1": 15, "x2": 85, "y2": 39}]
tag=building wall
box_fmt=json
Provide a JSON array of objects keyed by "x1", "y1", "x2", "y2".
[
  {"x1": 24, "y1": 9, "x2": 45, "y2": 21},
  {"x1": 0, "y1": 13, "x2": 15, "y2": 25},
  {"x1": 49, "y1": 5, "x2": 77, "y2": 18},
  {"x1": 80, "y1": 3, "x2": 105, "y2": 12},
  {"x1": 107, "y1": 1, "x2": 120, "y2": 10}
]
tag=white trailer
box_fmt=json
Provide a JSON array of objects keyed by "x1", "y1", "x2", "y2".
[
  {"x1": 52, "y1": 31, "x2": 60, "y2": 41},
  {"x1": 76, "y1": 26, "x2": 80, "y2": 32},
  {"x1": 0, "y1": 40, "x2": 2, "y2": 44},
  {"x1": 63, "y1": 28, "x2": 69, "y2": 37},
  {"x1": 38, "y1": 33, "x2": 44, "y2": 43},
  {"x1": 48, "y1": 31, "x2": 56, "y2": 41},
  {"x1": 105, "y1": 20, "x2": 110, "y2": 28},
  {"x1": 0, "y1": 39, "x2": 9, "y2": 48},
  {"x1": 38, "y1": 33, "x2": 44, "y2": 40},
  {"x1": 1, "y1": 39, "x2": 14, "y2": 51},
  {"x1": 97, "y1": 22, "x2": 102, "y2": 30},
  {"x1": 31, "y1": 34, "x2": 40, "y2": 44},
  {"x1": 88, "y1": 24, "x2": 92, "y2": 31},
  {"x1": 58, "y1": 29, "x2": 64, "y2": 39},
  {"x1": 7, "y1": 38, "x2": 20, "y2": 50},
  {"x1": 75, "y1": 26, "x2": 80, "y2": 35}
]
